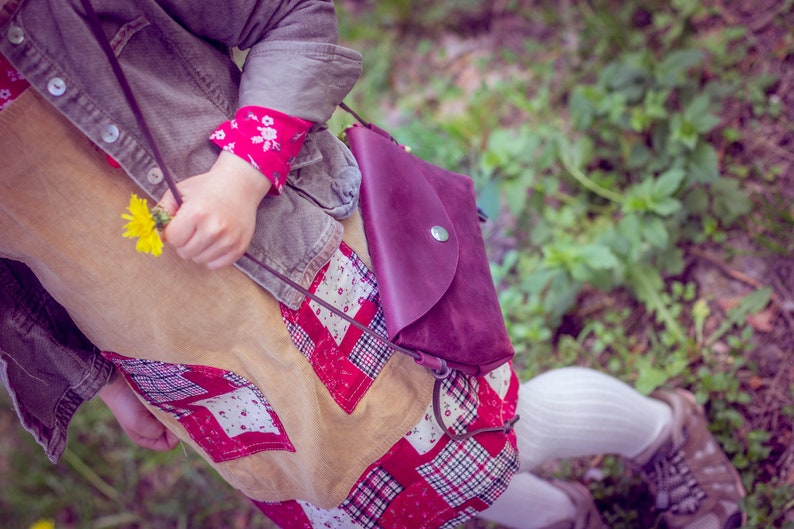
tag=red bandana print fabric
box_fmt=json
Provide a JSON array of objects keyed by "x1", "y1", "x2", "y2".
[
  {"x1": 102, "y1": 352, "x2": 294, "y2": 462},
  {"x1": 280, "y1": 243, "x2": 392, "y2": 414}
]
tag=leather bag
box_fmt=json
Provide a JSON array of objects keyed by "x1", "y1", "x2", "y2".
[{"x1": 344, "y1": 116, "x2": 515, "y2": 379}]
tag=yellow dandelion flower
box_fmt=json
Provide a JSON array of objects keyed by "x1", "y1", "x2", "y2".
[
  {"x1": 122, "y1": 193, "x2": 165, "y2": 256},
  {"x1": 28, "y1": 519, "x2": 55, "y2": 529}
]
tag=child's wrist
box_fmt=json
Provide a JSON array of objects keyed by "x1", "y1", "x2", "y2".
[
  {"x1": 98, "y1": 369, "x2": 124, "y2": 404},
  {"x1": 214, "y1": 150, "x2": 273, "y2": 200}
]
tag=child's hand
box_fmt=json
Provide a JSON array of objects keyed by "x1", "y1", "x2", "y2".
[
  {"x1": 99, "y1": 374, "x2": 179, "y2": 451},
  {"x1": 158, "y1": 151, "x2": 271, "y2": 269}
]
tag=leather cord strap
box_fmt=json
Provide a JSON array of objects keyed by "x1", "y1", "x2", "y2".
[
  {"x1": 80, "y1": 0, "x2": 183, "y2": 207},
  {"x1": 80, "y1": 0, "x2": 516, "y2": 440}
]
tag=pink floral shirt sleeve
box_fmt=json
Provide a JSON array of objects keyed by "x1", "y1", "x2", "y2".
[
  {"x1": 0, "y1": 53, "x2": 30, "y2": 111},
  {"x1": 210, "y1": 106, "x2": 312, "y2": 196}
]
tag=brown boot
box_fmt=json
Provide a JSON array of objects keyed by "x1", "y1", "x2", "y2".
[{"x1": 637, "y1": 389, "x2": 746, "y2": 529}]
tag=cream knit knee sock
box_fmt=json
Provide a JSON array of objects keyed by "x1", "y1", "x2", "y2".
[{"x1": 514, "y1": 366, "x2": 673, "y2": 470}]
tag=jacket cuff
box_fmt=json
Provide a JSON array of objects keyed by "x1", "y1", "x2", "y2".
[{"x1": 239, "y1": 41, "x2": 362, "y2": 124}]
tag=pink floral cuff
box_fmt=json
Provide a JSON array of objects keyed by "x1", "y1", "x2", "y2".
[
  {"x1": 0, "y1": 52, "x2": 30, "y2": 111},
  {"x1": 210, "y1": 106, "x2": 312, "y2": 195}
]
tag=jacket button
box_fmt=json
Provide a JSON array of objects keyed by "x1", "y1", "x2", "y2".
[
  {"x1": 7, "y1": 25, "x2": 24, "y2": 45},
  {"x1": 146, "y1": 167, "x2": 164, "y2": 185},
  {"x1": 101, "y1": 124, "x2": 120, "y2": 143},
  {"x1": 47, "y1": 77, "x2": 66, "y2": 96}
]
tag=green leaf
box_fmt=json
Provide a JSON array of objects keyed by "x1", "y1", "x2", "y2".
[
  {"x1": 602, "y1": 59, "x2": 648, "y2": 104},
  {"x1": 687, "y1": 142, "x2": 720, "y2": 183},
  {"x1": 692, "y1": 113, "x2": 722, "y2": 134},
  {"x1": 737, "y1": 287, "x2": 773, "y2": 317},
  {"x1": 522, "y1": 269, "x2": 557, "y2": 295},
  {"x1": 655, "y1": 49, "x2": 705, "y2": 88},
  {"x1": 571, "y1": 136, "x2": 595, "y2": 169},
  {"x1": 484, "y1": 127, "x2": 539, "y2": 170},
  {"x1": 683, "y1": 187, "x2": 710, "y2": 214},
  {"x1": 650, "y1": 197, "x2": 682, "y2": 216},
  {"x1": 543, "y1": 244, "x2": 575, "y2": 269},
  {"x1": 502, "y1": 179, "x2": 531, "y2": 217},
  {"x1": 622, "y1": 178, "x2": 654, "y2": 214},
  {"x1": 711, "y1": 178, "x2": 752, "y2": 225},
  {"x1": 683, "y1": 93, "x2": 721, "y2": 134},
  {"x1": 634, "y1": 357, "x2": 671, "y2": 395},
  {"x1": 630, "y1": 107, "x2": 653, "y2": 132},
  {"x1": 618, "y1": 214, "x2": 644, "y2": 260},
  {"x1": 579, "y1": 244, "x2": 620, "y2": 270},
  {"x1": 672, "y1": 0, "x2": 703, "y2": 16},
  {"x1": 644, "y1": 89, "x2": 670, "y2": 120},
  {"x1": 626, "y1": 141, "x2": 652, "y2": 169},
  {"x1": 692, "y1": 298, "x2": 711, "y2": 345},
  {"x1": 627, "y1": 266, "x2": 687, "y2": 344},
  {"x1": 656, "y1": 246, "x2": 685, "y2": 275},
  {"x1": 653, "y1": 168, "x2": 686, "y2": 197},
  {"x1": 569, "y1": 86, "x2": 599, "y2": 130},
  {"x1": 477, "y1": 179, "x2": 502, "y2": 220},
  {"x1": 570, "y1": 261, "x2": 592, "y2": 282},
  {"x1": 642, "y1": 216, "x2": 669, "y2": 248},
  {"x1": 670, "y1": 114, "x2": 699, "y2": 150}
]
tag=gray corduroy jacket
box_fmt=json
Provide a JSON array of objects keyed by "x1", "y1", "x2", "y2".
[{"x1": 0, "y1": 0, "x2": 363, "y2": 461}]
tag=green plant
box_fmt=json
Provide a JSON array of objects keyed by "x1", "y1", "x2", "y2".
[{"x1": 481, "y1": 42, "x2": 752, "y2": 368}]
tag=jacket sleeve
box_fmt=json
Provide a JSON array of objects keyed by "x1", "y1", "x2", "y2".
[
  {"x1": 158, "y1": 0, "x2": 362, "y2": 123},
  {"x1": 0, "y1": 259, "x2": 114, "y2": 463}
]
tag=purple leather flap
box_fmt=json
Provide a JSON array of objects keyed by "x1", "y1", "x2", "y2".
[{"x1": 346, "y1": 125, "x2": 459, "y2": 336}]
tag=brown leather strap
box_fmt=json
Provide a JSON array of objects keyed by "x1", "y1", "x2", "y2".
[
  {"x1": 238, "y1": 253, "x2": 451, "y2": 376},
  {"x1": 432, "y1": 379, "x2": 520, "y2": 441},
  {"x1": 79, "y1": 0, "x2": 182, "y2": 207}
]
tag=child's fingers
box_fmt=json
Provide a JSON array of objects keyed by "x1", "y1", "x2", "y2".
[
  {"x1": 155, "y1": 189, "x2": 180, "y2": 219},
  {"x1": 163, "y1": 215, "x2": 198, "y2": 250}
]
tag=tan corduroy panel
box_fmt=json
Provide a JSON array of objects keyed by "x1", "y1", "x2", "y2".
[{"x1": 0, "y1": 90, "x2": 433, "y2": 507}]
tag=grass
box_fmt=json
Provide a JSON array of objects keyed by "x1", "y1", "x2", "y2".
[{"x1": 0, "y1": 394, "x2": 273, "y2": 529}]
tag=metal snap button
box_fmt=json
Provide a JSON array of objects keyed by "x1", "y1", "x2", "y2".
[
  {"x1": 430, "y1": 225, "x2": 449, "y2": 242},
  {"x1": 100, "y1": 124, "x2": 120, "y2": 143},
  {"x1": 47, "y1": 77, "x2": 66, "y2": 96},
  {"x1": 146, "y1": 167, "x2": 164, "y2": 185},
  {"x1": 7, "y1": 25, "x2": 24, "y2": 45}
]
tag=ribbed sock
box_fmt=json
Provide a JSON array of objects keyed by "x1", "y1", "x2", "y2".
[{"x1": 514, "y1": 366, "x2": 673, "y2": 470}]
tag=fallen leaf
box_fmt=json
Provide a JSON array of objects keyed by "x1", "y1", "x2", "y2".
[
  {"x1": 747, "y1": 375, "x2": 764, "y2": 390},
  {"x1": 746, "y1": 307, "x2": 777, "y2": 333},
  {"x1": 716, "y1": 296, "x2": 741, "y2": 312}
]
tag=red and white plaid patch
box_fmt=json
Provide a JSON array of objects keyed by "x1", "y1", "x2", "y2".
[
  {"x1": 280, "y1": 243, "x2": 393, "y2": 414},
  {"x1": 253, "y1": 363, "x2": 521, "y2": 529}
]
